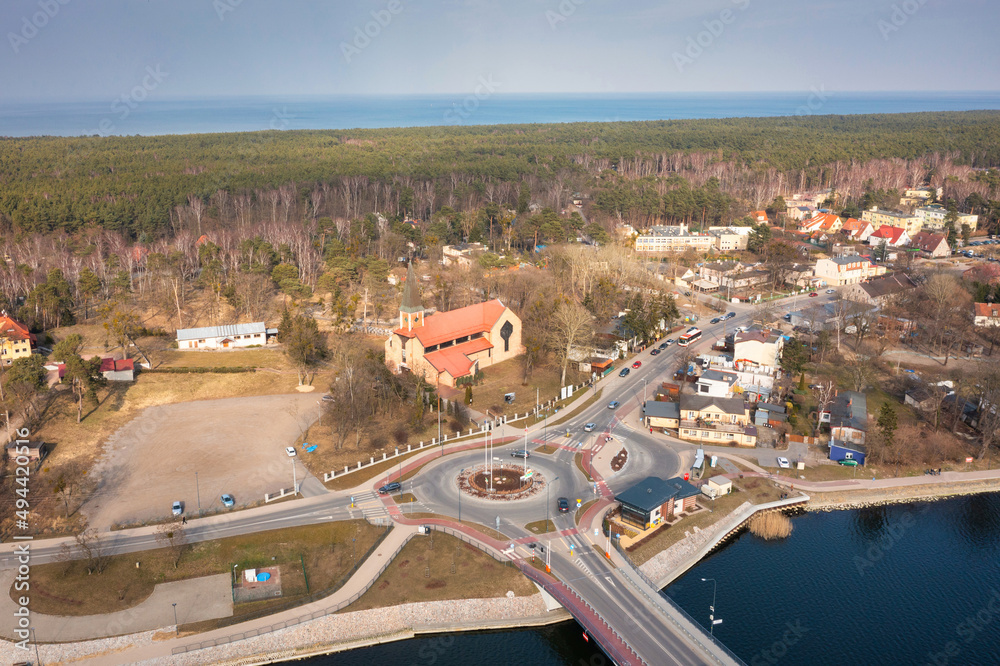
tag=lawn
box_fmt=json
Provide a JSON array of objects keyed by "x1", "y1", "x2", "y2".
[
  {"x1": 525, "y1": 519, "x2": 556, "y2": 534},
  {"x1": 628, "y1": 478, "x2": 787, "y2": 565},
  {"x1": 14, "y1": 521, "x2": 383, "y2": 618},
  {"x1": 468, "y1": 356, "x2": 588, "y2": 418},
  {"x1": 340, "y1": 532, "x2": 536, "y2": 612},
  {"x1": 153, "y1": 347, "x2": 294, "y2": 371}
]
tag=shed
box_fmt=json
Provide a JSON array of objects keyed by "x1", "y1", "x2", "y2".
[
  {"x1": 703, "y1": 475, "x2": 733, "y2": 499},
  {"x1": 99, "y1": 357, "x2": 135, "y2": 382},
  {"x1": 6, "y1": 440, "x2": 50, "y2": 463},
  {"x1": 829, "y1": 438, "x2": 867, "y2": 466}
]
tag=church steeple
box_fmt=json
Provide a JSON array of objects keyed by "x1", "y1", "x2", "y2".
[{"x1": 399, "y1": 262, "x2": 424, "y2": 331}]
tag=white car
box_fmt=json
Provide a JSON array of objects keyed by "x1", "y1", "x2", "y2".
[
  {"x1": 171, "y1": 501, "x2": 183, "y2": 516},
  {"x1": 285, "y1": 446, "x2": 297, "y2": 457},
  {"x1": 826, "y1": 288, "x2": 836, "y2": 294},
  {"x1": 776, "y1": 457, "x2": 790, "y2": 469},
  {"x1": 584, "y1": 423, "x2": 597, "y2": 432}
]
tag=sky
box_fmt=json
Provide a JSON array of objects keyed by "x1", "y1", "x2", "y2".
[{"x1": 1, "y1": 0, "x2": 998, "y2": 102}]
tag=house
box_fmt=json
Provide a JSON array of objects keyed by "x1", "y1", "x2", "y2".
[
  {"x1": 634, "y1": 225, "x2": 715, "y2": 253},
  {"x1": 678, "y1": 394, "x2": 757, "y2": 446},
  {"x1": 706, "y1": 227, "x2": 751, "y2": 252},
  {"x1": 0, "y1": 312, "x2": 35, "y2": 365},
  {"x1": 915, "y1": 204, "x2": 978, "y2": 233},
  {"x1": 909, "y1": 231, "x2": 950, "y2": 257},
  {"x1": 442, "y1": 242, "x2": 485, "y2": 267},
  {"x1": 813, "y1": 256, "x2": 887, "y2": 286},
  {"x1": 385, "y1": 263, "x2": 523, "y2": 387},
  {"x1": 829, "y1": 439, "x2": 867, "y2": 466},
  {"x1": 839, "y1": 217, "x2": 874, "y2": 243},
  {"x1": 615, "y1": 476, "x2": 701, "y2": 530},
  {"x1": 644, "y1": 400, "x2": 680, "y2": 430},
  {"x1": 702, "y1": 475, "x2": 733, "y2": 499},
  {"x1": 861, "y1": 208, "x2": 922, "y2": 236},
  {"x1": 900, "y1": 187, "x2": 941, "y2": 206},
  {"x1": 787, "y1": 205, "x2": 816, "y2": 222},
  {"x1": 695, "y1": 369, "x2": 738, "y2": 398},
  {"x1": 821, "y1": 391, "x2": 868, "y2": 445},
  {"x1": 974, "y1": 303, "x2": 1000, "y2": 327},
  {"x1": 176, "y1": 322, "x2": 269, "y2": 350},
  {"x1": 963, "y1": 263, "x2": 1000, "y2": 286},
  {"x1": 843, "y1": 273, "x2": 919, "y2": 308},
  {"x1": 867, "y1": 225, "x2": 910, "y2": 248},
  {"x1": 6, "y1": 440, "x2": 50, "y2": 463},
  {"x1": 904, "y1": 387, "x2": 938, "y2": 412},
  {"x1": 733, "y1": 328, "x2": 784, "y2": 369},
  {"x1": 749, "y1": 210, "x2": 769, "y2": 224},
  {"x1": 814, "y1": 212, "x2": 844, "y2": 234},
  {"x1": 754, "y1": 402, "x2": 788, "y2": 427},
  {"x1": 99, "y1": 357, "x2": 135, "y2": 382}
]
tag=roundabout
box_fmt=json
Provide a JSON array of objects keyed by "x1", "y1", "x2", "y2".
[{"x1": 458, "y1": 464, "x2": 544, "y2": 501}]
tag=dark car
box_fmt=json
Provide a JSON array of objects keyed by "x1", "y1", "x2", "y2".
[
  {"x1": 650, "y1": 349, "x2": 661, "y2": 356},
  {"x1": 510, "y1": 449, "x2": 531, "y2": 459},
  {"x1": 557, "y1": 497, "x2": 570, "y2": 513},
  {"x1": 725, "y1": 312, "x2": 736, "y2": 319},
  {"x1": 619, "y1": 368, "x2": 631, "y2": 377},
  {"x1": 710, "y1": 317, "x2": 721, "y2": 324},
  {"x1": 658, "y1": 342, "x2": 669, "y2": 349},
  {"x1": 378, "y1": 482, "x2": 402, "y2": 495}
]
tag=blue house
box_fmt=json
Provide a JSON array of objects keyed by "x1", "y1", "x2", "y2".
[{"x1": 829, "y1": 438, "x2": 866, "y2": 465}]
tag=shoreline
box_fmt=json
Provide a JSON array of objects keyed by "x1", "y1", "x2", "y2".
[{"x1": 803, "y1": 478, "x2": 1000, "y2": 511}]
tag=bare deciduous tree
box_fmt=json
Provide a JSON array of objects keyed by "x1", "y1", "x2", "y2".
[{"x1": 550, "y1": 300, "x2": 594, "y2": 387}]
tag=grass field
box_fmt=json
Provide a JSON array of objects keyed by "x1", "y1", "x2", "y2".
[
  {"x1": 340, "y1": 532, "x2": 535, "y2": 612},
  {"x1": 469, "y1": 356, "x2": 588, "y2": 418},
  {"x1": 14, "y1": 522, "x2": 382, "y2": 618}
]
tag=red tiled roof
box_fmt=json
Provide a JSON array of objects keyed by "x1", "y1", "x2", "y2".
[
  {"x1": 423, "y1": 337, "x2": 493, "y2": 378},
  {"x1": 911, "y1": 231, "x2": 947, "y2": 252},
  {"x1": 975, "y1": 303, "x2": 1000, "y2": 319},
  {"x1": 393, "y1": 299, "x2": 508, "y2": 347},
  {"x1": 871, "y1": 226, "x2": 905, "y2": 243},
  {"x1": 0, "y1": 314, "x2": 34, "y2": 344},
  {"x1": 814, "y1": 213, "x2": 841, "y2": 231},
  {"x1": 99, "y1": 358, "x2": 134, "y2": 373}
]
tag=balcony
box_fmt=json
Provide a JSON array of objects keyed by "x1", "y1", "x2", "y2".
[{"x1": 680, "y1": 420, "x2": 745, "y2": 434}]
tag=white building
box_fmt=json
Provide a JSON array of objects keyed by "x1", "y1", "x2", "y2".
[
  {"x1": 813, "y1": 256, "x2": 887, "y2": 286},
  {"x1": 914, "y1": 204, "x2": 978, "y2": 233},
  {"x1": 634, "y1": 225, "x2": 715, "y2": 253},
  {"x1": 734, "y1": 328, "x2": 784, "y2": 369},
  {"x1": 176, "y1": 322, "x2": 270, "y2": 350},
  {"x1": 695, "y1": 369, "x2": 738, "y2": 398}
]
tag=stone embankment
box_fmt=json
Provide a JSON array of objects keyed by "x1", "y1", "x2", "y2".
[{"x1": 806, "y1": 478, "x2": 1000, "y2": 511}]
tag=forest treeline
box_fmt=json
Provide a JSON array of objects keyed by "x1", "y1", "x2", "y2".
[{"x1": 2, "y1": 111, "x2": 1000, "y2": 239}]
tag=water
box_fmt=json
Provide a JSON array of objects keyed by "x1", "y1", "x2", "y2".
[
  {"x1": 2, "y1": 92, "x2": 1000, "y2": 137},
  {"x1": 300, "y1": 494, "x2": 1000, "y2": 666}
]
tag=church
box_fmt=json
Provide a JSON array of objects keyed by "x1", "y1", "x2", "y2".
[{"x1": 384, "y1": 263, "x2": 523, "y2": 387}]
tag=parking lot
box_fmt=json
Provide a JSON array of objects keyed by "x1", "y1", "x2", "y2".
[{"x1": 81, "y1": 393, "x2": 322, "y2": 529}]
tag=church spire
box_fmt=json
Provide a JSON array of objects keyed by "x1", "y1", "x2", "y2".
[{"x1": 399, "y1": 262, "x2": 424, "y2": 331}]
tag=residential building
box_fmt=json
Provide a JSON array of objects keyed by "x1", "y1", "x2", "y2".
[
  {"x1": 678, "y1": 394, "x2": 757, "y2": 447},
  {"x1": 915, "y1": 204, "x2": 978, "y2": 233},
  {"x1": 99, "y1": 357, "x2": 135, "y2": 382},
  {"x1": 176, "y1": 322, "x2": 270, "y2": 350},
  {"x1": 821, "y1": 391, "x2": 868, "y2": 445},
  {"x1": 695, "y1": 369, "x2": 738, "y2": 397},
  {"x1": 798, "y1": 212, "x2": 842, "y2": 234},
  {"x1": 634, "y1": 225, "x2": 715, "y2": 253},
  {"x1": 867, "y1": 225, "x2": 910, "y2": 248},
  {"x1": 963, "y1": 263, "x2": 1000, "y2": 286},
  {"x1": 843, "y1": 273, "x2": 919, "y2": 308},
  {"x1": 707, "y1": 227, "x2": 751, "y2": 252},
  {"x1": 813, "y1": 256, "x2": 887, "y2": 286},
  {"x1": 644, "y1": 400, "x2": 680, "y2": 429},
  {"x1": 749, "y1": 210, "x2": 769, "y2": 224},
  {"x1": 899, "y1": 187, "x2": 941, "y2": 207},
  {"x1": 442, "y1": 242, "x2": 485, "y2": 267},
  {"x1": 861, "y1": 208, "x2": 922, "y2": 236},
  {"x1": 754, "y1": 402, "x2": 788, "y2": 427},
  {"x1": 974, "y1": 302, "x2": 1000, "y2": 327},
  {"x1": 840, "y1": 217, "x2": 874, "y2": 243},
  {"x1": 786, "y1": 205, "x2": 816, "y2": 222},
  {"x1": 385, "y1": 263, "x2": 523, "y2": 387},
  {"x1": 733, "y1": 327, "x2": 784, "y2": 369},
  {"x1": 829, "y1": 439, "x2": 867, "y2": 466},
  {"x1": 0, "y1": 312, "x2": 35, "y2": 365},
  {"x1": 909, "y1": 231, "x2": 950, "y2": 257},
  {"x1": 904, "y1": 387, "x2": 938, "y2": 412},
  {"x1": 615, "y1": 476, "x2": 701, "y2": 530}
]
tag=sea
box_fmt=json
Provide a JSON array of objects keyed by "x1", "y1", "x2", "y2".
[
  {"x1": 307, "y1": 493, "x2": 1000, "y2": 666},
  {"x1": 2, "y1": 91, "x2": 1000, "y2": 138}
]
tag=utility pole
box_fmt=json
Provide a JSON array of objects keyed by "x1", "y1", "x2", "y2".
[
  {"x1": 292, "y1": 459, "x2": 297, "y2": 495},
  {"x1": 195, "y1": 471, "x2": 201, "y2": 515}
]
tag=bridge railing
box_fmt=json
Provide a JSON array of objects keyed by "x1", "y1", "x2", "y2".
[
  {"x1": 614, "y1": 539, "x2": 747, "y2": 666},
  {"x1": 516, "y1": 560, "x2": 647, "y2": 666}
]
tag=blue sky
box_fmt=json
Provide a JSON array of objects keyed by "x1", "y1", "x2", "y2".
[{"x1": 1, "y1": 0, "x2": 998, "y2": 101}]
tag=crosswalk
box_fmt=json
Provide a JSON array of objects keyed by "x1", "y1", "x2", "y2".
[{"x1": 345, "y1": 490, "x2": 390, "y2": 521}]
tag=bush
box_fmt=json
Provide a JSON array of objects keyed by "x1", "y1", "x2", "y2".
[{"x1": 393, "y1": 427, "x2": 408, "y2": 446}]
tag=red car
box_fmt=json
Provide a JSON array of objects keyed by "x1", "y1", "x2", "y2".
[
  {"x1": 632, "y1": 360, "x2": 642, "y2": 369},
  {"x1": 808, "y1": 292, "x2": 819, "y2": 297}
]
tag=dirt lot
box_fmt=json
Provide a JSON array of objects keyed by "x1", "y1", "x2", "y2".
[{"x1": 80, "y1": 393, "x2": 323, "y2": 529}]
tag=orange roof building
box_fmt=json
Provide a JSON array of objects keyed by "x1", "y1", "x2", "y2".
[
  {"x1": 384, "y1": 263, "x2": 523, "y2": 387},
  {"x1": 0, "y1": 312, "x2": 35, "y2": 365}
]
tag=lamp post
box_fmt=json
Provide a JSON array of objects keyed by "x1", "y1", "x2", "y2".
[
  {"x1": 701, "y1": 577, "x2": 719, "y2": 635},
  {"x1": 458, "y1": 468, "x2": 465, "y2": 522},
  {"x1": 643, "y1": 378, "x2": 648, "y2": 404},
  {"x1": 195, "y1": 471, "x2": 201, "y2": 516},
  {"x1": 546, "y1": 475, "x2": 560, "y2": 531},
  {"x1": 172, "y1": 602, "x2": 178, "y2": 635},
  {"x1": 30, "y1": 626, "x2": 41, "y2": 666}
]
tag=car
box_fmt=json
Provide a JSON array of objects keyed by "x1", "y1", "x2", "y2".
[
  {"x1": 221, "y1": 494, "x2": 235, "y2": 508},
  {"x1": 171, "y1": 501, "x2": 183, "y2": 516},
  {"x1": 583, "y1": 422, "x2": 597, "y2": 432},
  {"x1": 607, "y1": 401, "x2": 620, "y2": 409},
  {"x1": 776, "y1": 457, "x2": 790, "y2": 469},
  {"x1": 285, "y1": 446, "x2": 297, "y2": 456},
  {"x1": 510, "y1": 449, "x2": 530, "y2": 459},
  {"x1": 557, "y1": 497, "x2": 570, "y2": 513},
  {"x1": 321, "y1": 394, "x2": 335, "y2": 402},
  {"x1": 619, "y1": 368, "x2": 631, "y2": 377},
  {"x1": 684, "y1": 291, "x2": 692, "y2": 297},
  {"x1": 826, "y1": 288, "x2": 836, "y2": 294},
  {"x1": 632, "y1": 360, "x2": 642, "y2": 369},
  {"x1": 658, "y1": 342, "x2": 669, "y2": 350},
  {"x1": 808, "y1": 292, "x2": 818, "y2": 297},
  {"x1": 838, "y1": 459, "x2": 859, "y2": 466},
  {"x1": 725, "y1": 312, "x2": 736, "y2": 319},
  {"x1": 665, "y1": 339, "x2": 675, "y2": 346},
  {"x1": 650, "y1": 349, "x2": 661, "y2": 356},
  {"x1": 378, "y1": 482, "x2": 402, "y2": 494},
  {"x1": 710, "y1": 317, "x2": 721, "y2": 324}
]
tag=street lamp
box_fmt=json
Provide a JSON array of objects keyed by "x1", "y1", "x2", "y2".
[
  {"x1": 701, "y1": 577, "x2": 719, "y2": 635},
  {"x1": 172, "y1": 602, "x2": 178, "y2": 635},
  {"x1": 458, "y1": 468, "x2": 465, "y2": 522},
  {"x1": 546, "y1": 475, "x2": 560, "y2": 531},
  {"x1": 195, "y1": 471, "x2": 201, "y2": 516},
  {"x1": 30, "y1": 626, "x2": 40, "y2": 666}
]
